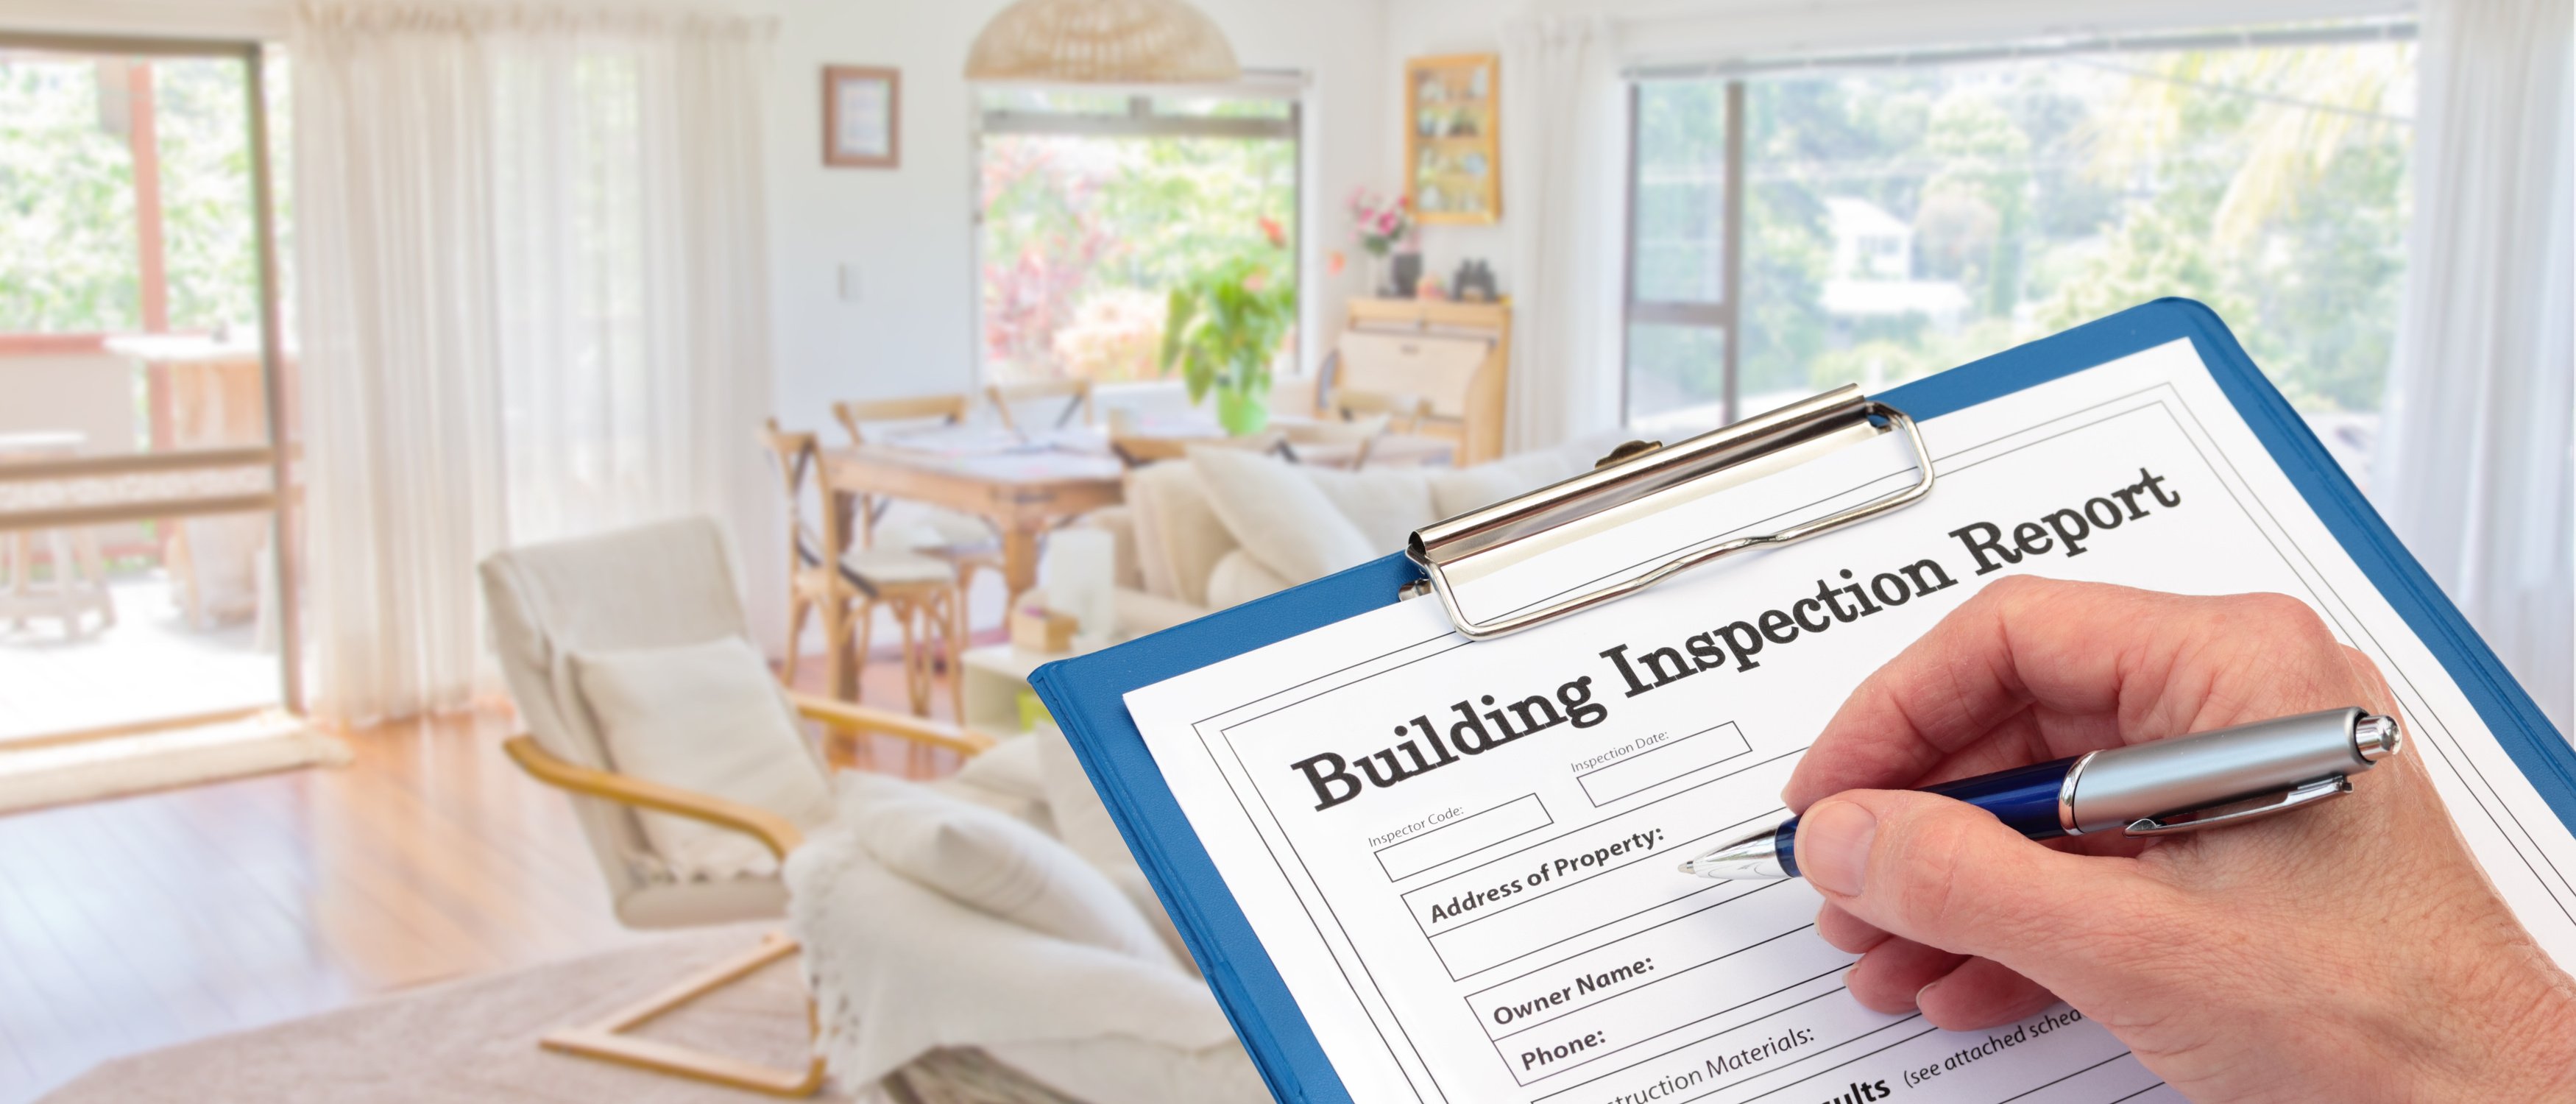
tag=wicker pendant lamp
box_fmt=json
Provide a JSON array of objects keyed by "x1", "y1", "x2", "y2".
[{"x1": 964, "y1": 0, "x2": 1242, "y2": 83}]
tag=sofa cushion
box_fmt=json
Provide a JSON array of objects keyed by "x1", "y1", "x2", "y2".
[
  {"x1": 1426, "y1": 443, "x2": 1597, "y2": 518},
  {"x1": 1204, "y1": 550, "x2": 1295, "y2": 609},
  {"x1": 1125, "y1": 459, "x2": 1241, "y2": 606},
  {"x1": 570, "y1": 636, "x2": 833, "y2": 882},
  {"x1": 840, "y1": 771, "x2": 1175, "y2": 967},
  {"x1": 1188, "y1": 448, "x2": 1377, "y2": 584}
]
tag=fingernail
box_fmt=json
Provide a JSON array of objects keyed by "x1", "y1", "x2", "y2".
[
  {"x1": 1800, "y1": 800, "x2": 1876, "y2": 896},
  {"x1": 1915, "y1": 980, "x2": 1942, "y2": 1011}
]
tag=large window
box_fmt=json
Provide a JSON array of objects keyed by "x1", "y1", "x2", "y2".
[
  {"x1": 1624, "y1": 21, "x2": 2416, "y2": 467},
  {"x1": 976, "y1": 88, "x2": 1300, "y2": 384}
]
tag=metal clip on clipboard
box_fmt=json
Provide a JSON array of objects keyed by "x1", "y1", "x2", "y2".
[{"x1": 1405, "y1": 384, "x2": 1937, "y2": 640}]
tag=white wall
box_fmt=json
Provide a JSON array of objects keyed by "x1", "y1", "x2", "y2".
[{"x1": 761, "y1": 0, "x2": 1391, "y2": 431}]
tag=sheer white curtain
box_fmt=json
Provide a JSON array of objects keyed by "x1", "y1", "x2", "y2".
[
  {"x1": 1499, "y1": 15, "x2": 1627, "y2": 453},
  {"x1": 2372, "y1": 0, "x2": 2575, "y2": 732},
  {"x1": 294, "y1": 4, "x2": 776, "y2": 724}
]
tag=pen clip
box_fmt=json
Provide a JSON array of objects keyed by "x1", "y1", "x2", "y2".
[{"x1": 2123, "y1": 775, "x2": 2353, "y2": 837}]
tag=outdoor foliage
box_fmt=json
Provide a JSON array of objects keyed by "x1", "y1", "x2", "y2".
[
  {"x1": 980, "y1": 123, "x2": 1296, "y2": 383},
  {"x1": 1160, "y1": 224, "x2": 1297, "y2": 408},
  {"x1": 0, "y1": 57, "x2": 260, "y2": 334},
  {"x1": 1630, "y1": 40, "x2": 2416, "y2": 417},
  {"x1": 1, "y1": 61, "x2": 140, "y2": 331}
]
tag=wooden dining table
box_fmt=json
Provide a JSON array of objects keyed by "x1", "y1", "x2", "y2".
[
  {"x1": 818, "y1": 442, "x2": 1126, "y2": 698},
  {"x1": 815, "y1": 422, "x2": 1459, "y2": 698}
]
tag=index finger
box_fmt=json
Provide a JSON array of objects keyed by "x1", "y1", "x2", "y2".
[{"x1": 1779, "y1": 576, "x2": 2362, "y2": 810}]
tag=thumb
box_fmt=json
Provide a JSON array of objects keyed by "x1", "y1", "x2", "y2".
[{"x1": 1794, "y1": 790, "x2": 2179, "y2": 984}]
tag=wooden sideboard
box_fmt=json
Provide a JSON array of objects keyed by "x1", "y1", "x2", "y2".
[{"x1": 1328, "y1": 297, "x2": 1510, "y2": 466}]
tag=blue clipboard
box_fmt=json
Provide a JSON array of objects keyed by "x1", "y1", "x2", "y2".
[{"x1": 1028, "y1": 298, "x2": 2576, "y2": 1104}]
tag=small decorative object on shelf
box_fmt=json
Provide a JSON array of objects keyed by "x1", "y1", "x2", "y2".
[
  {"x1": 1405, "y1": 52, "x2": 1499, "y2": 224},
  {"x1": 1162, "y1": 216, "x2": 1298, "y2": 436},
  {"x1": 823, "y1": 66, "x2": 899, "y2": 168},
  {"x1": 1415, "y1": 273, "x2": 1447, "y2": 300},
  {"x1": 1451, "y1": 258, "x2": 1498, "y2": 302},
  {"x1": 1390, "y1": 252, "x2": 1423, "y2": 300},
  {"x1": 1348, "y1": 187, "x2": 1418, "y2": 297}
]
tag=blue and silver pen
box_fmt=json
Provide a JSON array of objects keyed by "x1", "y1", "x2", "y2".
[{"x1": 1681, "y1": 707, "x2": 2402, "y2": 880}]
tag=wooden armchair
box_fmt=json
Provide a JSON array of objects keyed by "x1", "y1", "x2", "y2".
[{"x1": 480, "y1": 517, "x2": 994, "y2": 1096}]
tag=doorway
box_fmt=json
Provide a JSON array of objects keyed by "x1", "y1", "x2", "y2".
[{"x1": 0, "y1": 32, "x2": 300, "y2": 749}]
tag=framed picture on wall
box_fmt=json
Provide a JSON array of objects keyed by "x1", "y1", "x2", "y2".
[
  {"x1": 1404, "y1": 52, "x2": 1499, "y2": 224},
  {"x1": 824, "y1": 66, "x2": 899, "y2": 168}
]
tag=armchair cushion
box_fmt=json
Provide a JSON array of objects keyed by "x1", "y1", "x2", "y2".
[
  {"x1": 480, "y1": 517, "x2": 755, "y2": 910},
  {"x1": 840, "y1": 772, "x2": 1175, "y2": 968},
  {"x1": 570, "y1": 636, "x2": 834, "y2": 882}
]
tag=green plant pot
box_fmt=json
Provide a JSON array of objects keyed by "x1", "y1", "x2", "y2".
[{"x1": 1216, "y1": 389, "x2": 1271, "y2": 436}]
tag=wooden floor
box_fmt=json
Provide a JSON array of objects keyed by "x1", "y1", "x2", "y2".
[{"x1": 0, "y1": 654, "x2": 967, "y2": 1103}]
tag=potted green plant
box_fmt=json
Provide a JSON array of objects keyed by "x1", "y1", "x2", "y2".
[{"x1": 1161, "y1": 219, "x2": 1298, "y2": 436}]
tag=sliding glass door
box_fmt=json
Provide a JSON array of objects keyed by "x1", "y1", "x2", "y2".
[{"x1": 0, "y1": 34, "x2": 297, "y2": 743}]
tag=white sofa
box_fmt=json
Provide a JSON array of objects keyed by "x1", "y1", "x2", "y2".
[{"x1": 1090, "y1": 431, "x2": 1639, "y2": 629}]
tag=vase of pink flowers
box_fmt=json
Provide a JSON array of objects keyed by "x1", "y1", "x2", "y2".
[{"x1": 1348, "y1": 188, "x2": 1418, "y2": 297}]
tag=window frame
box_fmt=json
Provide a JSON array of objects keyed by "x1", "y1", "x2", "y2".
[
  {"x1": 0, "y1": 30, "x2": 300, "y2": 715},
  {"x1": 967, "y1": 80, "x2": 1308, "y2": 393},
  {"x1": 1618, "y1": 18, "x2": 2418, "y2": 428}
]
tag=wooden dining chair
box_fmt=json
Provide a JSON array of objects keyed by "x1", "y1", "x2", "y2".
[
  {"x1": 828, "y1": 396, "x2": 1008, "y2": 604},
  {"x1": 985, "y1": 378, "x2": 1095, "y2": 434},
  {"x1": 760, "y1": 420, "x2": 965, "y2": 721}
]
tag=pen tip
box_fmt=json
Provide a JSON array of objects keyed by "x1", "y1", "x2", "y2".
[{"x1": 1680, "y1": 828, "x2": 1791, "y2": 880}]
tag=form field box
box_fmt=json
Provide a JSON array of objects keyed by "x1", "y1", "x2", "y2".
[
  {"x1": 1577, "y1": 722, "x2": 1751, "y2": 805},
  {"x1": 1376, "y1": 794, "x2": 1552, "y2": 881}
]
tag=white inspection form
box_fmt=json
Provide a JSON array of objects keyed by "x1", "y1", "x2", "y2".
[{"x1": 1122, "y1": 339, "x2": 2576, "y2": 1104}]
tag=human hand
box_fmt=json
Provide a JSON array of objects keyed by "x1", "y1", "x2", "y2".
[{"x1": 1781, "y1": 576, "x2": 2576, "y2": 1103}]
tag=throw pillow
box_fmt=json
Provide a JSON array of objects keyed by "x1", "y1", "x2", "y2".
[
  {"x1": 1301, "y1": 464, "x2": 1436, "y2": 556},
  {"x1": 945, "y1": 733, "x2": 1054, "y2": 830},
  {"x1": 1030, "y1": 723, "x2": 1197, "y2": 969},
  {"x1": 1028, "y1": 723, "x2": 1136, "y2": 877},
  {"x1": 840, "y1": 771, "x2": 1174, "y2": 966},
  {"x1": 950, "y1": 731, "x2": 1045, "y2": 802},
  {"x1": 1188, "y1": 447, "x2": 1376, "y2": 584},
  {"x1": 570, "y1": 637, "x2": 833, "y2": 881}
]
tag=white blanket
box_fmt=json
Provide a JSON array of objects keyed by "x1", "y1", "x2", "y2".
[{"x1": 785, "y1": 810, "x2": 1262, "y2": 1103}]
